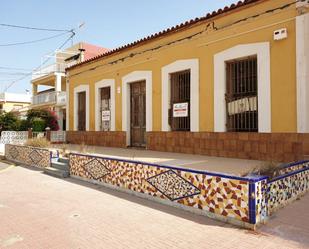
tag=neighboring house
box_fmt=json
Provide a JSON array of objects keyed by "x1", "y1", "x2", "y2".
[
  {"x1": 0, "y1": 92, "x2": 31, "y2": 116},
  {"x1": 65, "y1": 0, "x2": 309, "y2": 162},
  {"x1": 31, "y1": 42, "x2": 108, "y2": 130}
]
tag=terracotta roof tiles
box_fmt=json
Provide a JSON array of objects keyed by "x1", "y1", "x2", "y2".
[{"x1": 67, "y1": 0, "x2": 262, "y2": 71}]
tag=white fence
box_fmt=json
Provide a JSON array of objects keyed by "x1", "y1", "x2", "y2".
[
  {"x1": 51, "y1": 131, "x2": 66, "y2": 143},
  {"x1": 0, "y1": 131, "x2": 28, "y2": 145}
]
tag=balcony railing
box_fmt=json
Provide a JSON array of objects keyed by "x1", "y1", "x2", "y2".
[
  {"x1": 32, "y1": 91, "x2": 66, "y2": 106},
  {"x1": 32, "y1": 63, "x2": 66, "y2": 81}
]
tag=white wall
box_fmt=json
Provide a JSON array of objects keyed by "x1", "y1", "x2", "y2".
[{"x1": 296, "y1": 13, "x2": 309, "y2": 133}]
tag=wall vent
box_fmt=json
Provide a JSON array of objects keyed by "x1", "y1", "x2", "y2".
[{"x1": 274, "y1": 28, "x2": 288, "y2": 41}]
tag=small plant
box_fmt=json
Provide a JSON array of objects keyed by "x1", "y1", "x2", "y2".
[
  {"x1": 25, "y1": 138, "x2": 50, "y2": 148},
  {"x1": 59, "y1": 144, "x2": 70, "y2": 158},
  {"x1": 32, "y1": 118, "x2": 46, "y2": 132},
  {"x1": 242, "y1": 161, "x2": 280, "y2": 178}
]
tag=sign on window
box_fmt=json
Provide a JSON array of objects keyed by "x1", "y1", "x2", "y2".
[
  {"x1": 102, "y1": 110, "x2": 111, "y2": 121},
  {"x1": 173, "y1": 102, "x2": 188, "y2": 117}
]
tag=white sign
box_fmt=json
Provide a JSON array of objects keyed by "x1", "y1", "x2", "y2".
[
  {"x1": 173, "y1": 102, "x2": 188, "y2": 117},
  {"x1": 102, "y1": 110, "x2": 111, "y2": 121}
]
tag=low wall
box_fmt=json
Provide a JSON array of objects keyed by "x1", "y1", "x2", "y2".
[
  {"x1": 267, "y1": 161, "x2": 309, "y2": 214},
  {"x1": 5, "y1": 144, "x2": 52, "y2": 168},
  {"x1": 147, "y1": 132, "x2": 309, "y2": 162},
  {"x1": 66, "y1": 131, "x2": 126, "y2": 148},
  {"x1": 69, "y1": 152, "x2": 267, "y2": 227}
]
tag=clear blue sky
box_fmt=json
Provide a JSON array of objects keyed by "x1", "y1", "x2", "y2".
[{"x1": 0, "y1": 0, "x2": 236, "y2": 93}]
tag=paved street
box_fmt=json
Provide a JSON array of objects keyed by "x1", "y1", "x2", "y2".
[{"x1": 0, "y1": 163, "x2": 308, "y2": 249}]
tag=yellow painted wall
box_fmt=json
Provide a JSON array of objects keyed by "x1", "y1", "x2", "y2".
[
  {"x1": 1, "y1": 102, "x2": 30, "y2": 113},
  {"x1": 67, "y1": 0, "x2": 298, "y2": 132}
]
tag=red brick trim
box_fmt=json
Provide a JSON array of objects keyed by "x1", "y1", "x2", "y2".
[
  {"x1": 147, "y1": 132, "x2": 309, "y2": 162},
  {"x1": 66, "y1": 131, "x2": 126, "y2": 148}
]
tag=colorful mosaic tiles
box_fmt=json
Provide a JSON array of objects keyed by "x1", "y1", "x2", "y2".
[
  {"x1": 70, "y1": 153, "x2": 251, "y2": 223},
  {"x1": 255, "y1": 179, "x2": 268, "y2": 223},
  {"x1": 267, "y1": 167, "x2": 309, "y2": 214},
  {"x1": 278, "y1": 162, "x2": 309, "y2": 176},
  {"x1": 5, "y1": 144, "x2": 51, "y2": 168},
  {"x1": 147, "y1": 170, "x2": 201, "y2": 201}
]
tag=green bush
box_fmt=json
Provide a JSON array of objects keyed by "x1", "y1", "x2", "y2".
[
  {"x1": 18, "y1": 119, "x2": 29, "y2": 131},
  {"x1": 0, "y1": 112, "x2": 20, "y2": 132},
  {"x1": 32, "y1": 118, "x2": 46, "y2": 132},
  {"x1": 26, "y1": 109, "x2": 59, "y2": 131}
]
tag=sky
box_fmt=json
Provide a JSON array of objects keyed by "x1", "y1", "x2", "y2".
[{"x1": 0, "y1": 0, "x2": 236, "y2": 94}]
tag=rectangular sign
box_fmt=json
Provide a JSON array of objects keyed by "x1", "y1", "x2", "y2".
[
  {"x1": 173, "y1": 102, "x2": 188, "y2": 117},
  {"x1": 102, "y1": 110, "x2": 111, "y2": 121}
]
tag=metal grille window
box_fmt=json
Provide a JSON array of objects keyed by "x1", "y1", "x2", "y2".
[
  {"x1": 77, "y1": 91, "x2": 86, "y2": 131},
  {"x1": 169, "y1": 70, "x2": 190, "y2": 131},
  {"x1": 226, "y1": 56, "x2": 258, "y2": 132},
  {"x1": 100, "y1": 87, "x2": 111, "y2": 131}
]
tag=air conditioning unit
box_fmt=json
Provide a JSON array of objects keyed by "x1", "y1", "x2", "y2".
[{"x1": 274, "y1": 28, "x2": 287, "y2": 41}]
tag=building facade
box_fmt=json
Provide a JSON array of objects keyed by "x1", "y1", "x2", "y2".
[
  {"x1": 0, "y1": 92, "x2": 31, "y2": 115},
  {"x1": 31, "y1": 42, "x2": 108, "y2": 130},
  {"x1": 66, "y1": 0, "x2": 309, "y2": 162}
]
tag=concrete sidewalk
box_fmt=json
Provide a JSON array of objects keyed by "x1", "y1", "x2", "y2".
[
  {"x1": 0, "y1": 164, "x2": 307, "y2": 249},
  {"x1": 53, "y1": 144, "x2": 265, "y2": 176}
]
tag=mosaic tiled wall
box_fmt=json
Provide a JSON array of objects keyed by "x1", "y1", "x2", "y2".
[
  {"x1": 5, "y1": 144, "x2": 51, "y2": 168},
  {"x1": 267, "y1": 165, "x2": 309, "y2": 214},
  {"x1": 278, "y1": 161, "x2": 309, "y2": 176},
  {"x1": 69, "y1": 153, "x2": 256, "y2": 224},
  {"x1": 254, "y1": 179, "x2": 268, "y2": 223}
]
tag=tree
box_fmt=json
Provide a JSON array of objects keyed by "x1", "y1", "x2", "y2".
[
  {"x1": 0, "y1": 112, "x2": 20, "y2": 133},
  {"x1": 26, "y1": 109, "x2": 59, "y2": 131}
]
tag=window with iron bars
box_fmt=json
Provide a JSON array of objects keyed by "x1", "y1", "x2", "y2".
[
  {"x1": 225, "y1": 56, "x2": 258, "y2": 132},
  {"x1": 168, "y1": 70, "x2": 190, "y2": 131},
  {"x1": 100, "y1": 87, "x2": 111, "y2": 131}
]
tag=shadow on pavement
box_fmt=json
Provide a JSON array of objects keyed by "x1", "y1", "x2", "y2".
[
  {"x1": 63, "y1": 176, "x2": 238, "y2": 229},
  {"x1": 259, "y1": 194, "x2": 309, "y2": 248}
]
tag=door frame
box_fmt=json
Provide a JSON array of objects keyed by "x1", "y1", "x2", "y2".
[
  {"x1": 74, "y1": 84, "x2": 90, "y2": 131},
  {"x1": 130, "y1": 80, "x2": 146, "y2": 147},
  {"x1": 122, "y1": 71, "x2": 152, "y2": 147},
  {"x1": 95, "y1": 79, "x2": 115, "y2": 131}
]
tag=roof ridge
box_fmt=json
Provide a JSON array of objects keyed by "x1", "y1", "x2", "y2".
[{"x1": 67, "y1": 0, "x2": 262, "y2": 71}]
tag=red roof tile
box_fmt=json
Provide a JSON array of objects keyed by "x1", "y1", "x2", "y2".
[{"x1": 67, "y1": 0, "x2": 263, "y2": 71}]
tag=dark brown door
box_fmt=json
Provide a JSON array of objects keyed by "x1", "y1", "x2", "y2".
[
  {"x1": 130, "y1": 81, "x2": 146, "y2": 147},
  {"x1": 78, "y1": 91, "x2": 86, "y2": 131}
]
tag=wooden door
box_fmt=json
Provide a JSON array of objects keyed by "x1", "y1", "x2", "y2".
[
  {"x1": 130, "y1": 81, "x2": 146, "y2": 147},
  {"x1": 78, "y1": 91, "x2": 86, "y2": 131}
]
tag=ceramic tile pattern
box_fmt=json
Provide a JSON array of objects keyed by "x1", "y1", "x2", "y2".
[
  {"x1": 255, "y1": 179, "x2": 268, "y2": 223},
  {"x1": 5, "y1": 144, "x2": 51, "y2": 168},
  {"x1": 268, "y1": 167, "x2": 309, "y2": 214},
  {"x1": 278, "y1": 162, "x2": 309, "y2": 176},
  {"x1": 70, "y1": 153, "x2": 250, "y2": 223}
]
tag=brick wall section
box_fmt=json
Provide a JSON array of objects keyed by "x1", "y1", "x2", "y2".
[
  {"x1": 147, "y1": 132, "x2": 309, "y2": 162},
  {"x1": 66, "y1": 131, "x2": 126, "y2": 148}
]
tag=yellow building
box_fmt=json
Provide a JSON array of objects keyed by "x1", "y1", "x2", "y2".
[
  {"x1": 66, "y1": 0, "x2": 309, "y2": 161},
  {"x1": 31, "y1": 42, "x2": 108, "y2": 130},
  {"x1": 0, "y1": 92, "x2": 31, "y2": 115}
]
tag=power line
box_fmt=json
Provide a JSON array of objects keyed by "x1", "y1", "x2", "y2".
[
  {"x1": 68, "y1": 0, "x2": 303, "y2": 78},
  {"x1": 0, "y1": 23, "x2": 71, "y2": 32},
  {"x1": 3, "y1": 32, "x2": 75, "y2": 91},
  {"x1": 0, "y1": 31, "x2": 71, "y2": 47},
  {"x1": 0, "y1": 66, "x2": 33, "y2": 71}
]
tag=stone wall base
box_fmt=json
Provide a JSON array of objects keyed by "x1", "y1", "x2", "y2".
[
  {"x1": 66, "y1": 131, "x2": 126, "y2": 148},
  {"x1": 147, "y1": 132, "x2": 309, "y2": 162}
]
